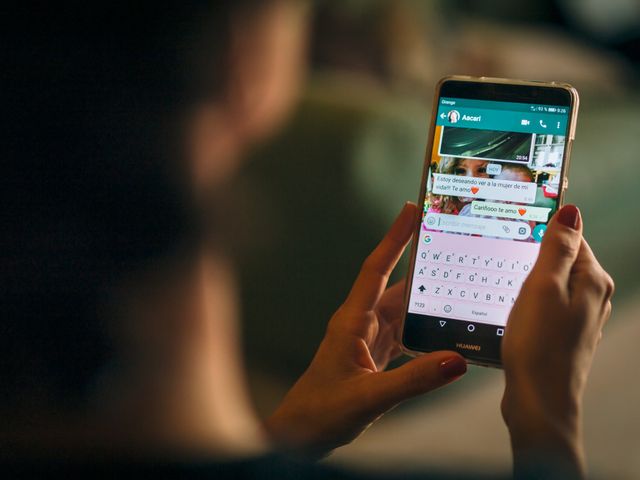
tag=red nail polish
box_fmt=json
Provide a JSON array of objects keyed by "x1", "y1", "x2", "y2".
[
  {"x1": 557, "y1": 205, "x2": 580, "y2": 230},
  {"x1": 440, "y1": 356, "x2": 467, "y2": 379}
]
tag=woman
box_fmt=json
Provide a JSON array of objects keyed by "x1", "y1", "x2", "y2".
[
  {"x1": 1, "y1": 2, "x2": 613, "y2": 478},
  {"x1": 429, "y1": 157, "x2": 490, "y2": 214}
]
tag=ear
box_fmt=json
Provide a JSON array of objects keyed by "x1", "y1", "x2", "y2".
[
  {"x1": 187, "y1": 2, "x2": 307, "y2": 190},
  {"x1": 220, "y1": 0, "x2": 307, "y2": 144}
]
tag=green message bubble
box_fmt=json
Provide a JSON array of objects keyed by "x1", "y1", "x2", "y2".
[{"x1": 470, "y1": 201, "x2": 551, "y2": 222}]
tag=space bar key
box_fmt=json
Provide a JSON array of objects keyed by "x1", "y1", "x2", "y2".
[{"x1": 452, "y1": 303, "x2": 507, "y2": 326}]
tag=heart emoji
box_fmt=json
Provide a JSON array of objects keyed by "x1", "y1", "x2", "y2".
[
  {"x1": 470, "y1": 186, "x2": 479, "y2": 194},
  {"x1": 518, "y1": 208, "x2": 527, "y2": 216}
]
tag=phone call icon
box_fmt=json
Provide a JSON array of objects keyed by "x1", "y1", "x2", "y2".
[{"x1": 539, "y1": 120, "x2": 547, "y2": 128}]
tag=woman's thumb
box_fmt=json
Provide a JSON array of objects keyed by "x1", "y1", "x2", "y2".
[
  {"x1": 366, "y1": 352, "x2": 467, "y2": 413},
  {"x1": 531, "y1": 204, "x2": 582, "y2": 282}
]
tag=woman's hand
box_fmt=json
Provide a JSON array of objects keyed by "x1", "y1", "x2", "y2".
[
  {"x1": 265, "y1": 203, "x2": 467, "y2": 456},
  {"x1": 502, "y1": 205, "x2": 614, "y2": 478}
]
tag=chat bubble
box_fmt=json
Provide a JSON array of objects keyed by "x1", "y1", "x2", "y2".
[
  {"x1": 432, "y1": 173, "x2": 537, "y2": 204},
  {"x1": 470, "y1": 201, "x2": 551, "y2": 222},
  {"x1": 486, "y1": 163, "x2": 502, "y2": 175}
]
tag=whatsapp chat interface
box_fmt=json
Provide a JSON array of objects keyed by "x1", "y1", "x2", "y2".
[{"x1": 408, "y1": 97, "x2": 569, "y2": 327}]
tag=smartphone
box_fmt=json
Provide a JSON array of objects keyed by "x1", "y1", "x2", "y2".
[{"x1": 401, "y1": 76, "x2": 579, "y2": 368}]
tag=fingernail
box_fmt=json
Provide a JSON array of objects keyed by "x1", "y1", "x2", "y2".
[
  {"x1": 439, "y1": 356, "x2": 467, "y2": 380},
  {"x1": 557, "y1": 204, "x2": 580, "y2": 230},
  {"x1": 397, "y1": 202, "x2": 416, "y2": 233},
  {"x1": 400, "y1": 201, "x2": 414, "y2": 216}
]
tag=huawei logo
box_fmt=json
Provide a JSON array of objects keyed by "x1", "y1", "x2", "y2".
[{"x1": 456, "y1": 342, "x2": 481, "y2": 352}]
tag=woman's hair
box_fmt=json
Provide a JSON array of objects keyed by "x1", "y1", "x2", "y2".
[
  {"x1": 0, "y1": 2, "x2": 271, "y2": 409},
  {"x1": 437, "y1": 156, "x2": 463, "y2": 175},
  {"x1": 429, "y1": 156, "x2": 464, "y2": 214}
]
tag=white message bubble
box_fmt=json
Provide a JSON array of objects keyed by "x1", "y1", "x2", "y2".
[
  {"x1": 432, "y1": 173, "x2": 537, "y2": 204},
  {"x1": 486, "y1": 163, "x2": 502, "y2": 175},
  {"x1": 470, "y1": 201, "x2": 551, "y2": 222}
]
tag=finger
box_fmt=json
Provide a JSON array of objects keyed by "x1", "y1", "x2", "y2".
[
  {"x1": 530, "y1": 205, "x2": 583, "y2": 287},
  {"x1": 365, "y1": 351, "x2": 467, "y2": 413},
  {"x1": 603, "y1": 300, "x2": 612, "y2": 324},
  {"x1": 570, "y1": 238, "x2": 615, "y2": 322},
  {"x1": 596, "y1": 301, "x2": 611, "y2": 346},
  {"x1": 345, "y1": 203, "x2": 418, "y2": 312},
  {"x1": 375, "y1": 281, "x2": 406, "y2": 323},
  {"x1": 375, "y1": 281, "x2": 408, "y2": 349}
]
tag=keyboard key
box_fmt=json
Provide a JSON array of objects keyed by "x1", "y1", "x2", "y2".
[
  {"x1": 429, "y1": 302, "x2": 442, "y2": 314},
  {"x1": 451, "y1": 268, "x2": 466, "y2": 283},
  {"x1": 492, "y1": 275, "x2": 505, "y2": 288},
  {"x1": 481, "y1": 256, "x2": 495, "y2": 269},
  {"x1": 465, "y1": 271, "x2": 479, "y2": 285},
  {"x1": 429, "y1": 250, "x2": 444, "y2": 263},
  {"x1": 455, "y1": 254, "x2": 468, "y2": 266},
  {"x1": 478, "y1": 274, "x2": 492, "y2": 287},
  {"x1": 495, "y1": 257, "x2": 508, "y2": 271},
  {"x1": 507, "y1": 260, "x2": 520, "y2": 272},
  {"x1": 505, "y1": 276, "x2": 518, "y2": 289},
  {"x1": 482, "y1": 290, "x2": 496, "y2": 304},
  {"x1": 443, "y1": 252, "x2": 457, "y2": 265},
  {"x1": 444, "y1": 285, "x2": 457, "y2": 298},
  {"x1": 440, "y1": 268, "x2": 455, "y2": 281},
  {"x1": 469, "y1": 288, "x2": 482, "y2": 302},
  {"x1": 466, "y1": 255, "x2": 481, "y2": 267},
  {"x1": 496, "y1": 292, "x2": 509, "y2": 306},
  {"x1": 454, "y1": 303, "x2": 509, "y2": 325}
]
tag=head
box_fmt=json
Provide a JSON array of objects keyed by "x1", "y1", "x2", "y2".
[
  {"x1": 1, "y1": 1, "x2": 307, "y2": 452},
  {"x1": 434, "y1": 157, "x2": 489, "y2": 210},
  {"x1": 445, "y1": 158, "x2": 489, "y2": 178}
]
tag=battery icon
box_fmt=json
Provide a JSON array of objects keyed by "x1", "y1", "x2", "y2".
[{"x1": 548, "y1": 107, "x2": 556, "y2": 112}]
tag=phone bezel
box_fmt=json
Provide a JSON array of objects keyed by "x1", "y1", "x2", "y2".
[{"x1": 400, "y1": 75, "x2": 579, "y2": 368}]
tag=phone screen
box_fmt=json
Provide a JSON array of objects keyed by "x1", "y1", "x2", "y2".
[{"x1": 402, "y1": 80, "x2": 575, "y2": 364}]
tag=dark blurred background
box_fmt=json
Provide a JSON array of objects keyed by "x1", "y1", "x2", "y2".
[{"x1": 232, "y1": 1, "x2": 639, "y2": 477}]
